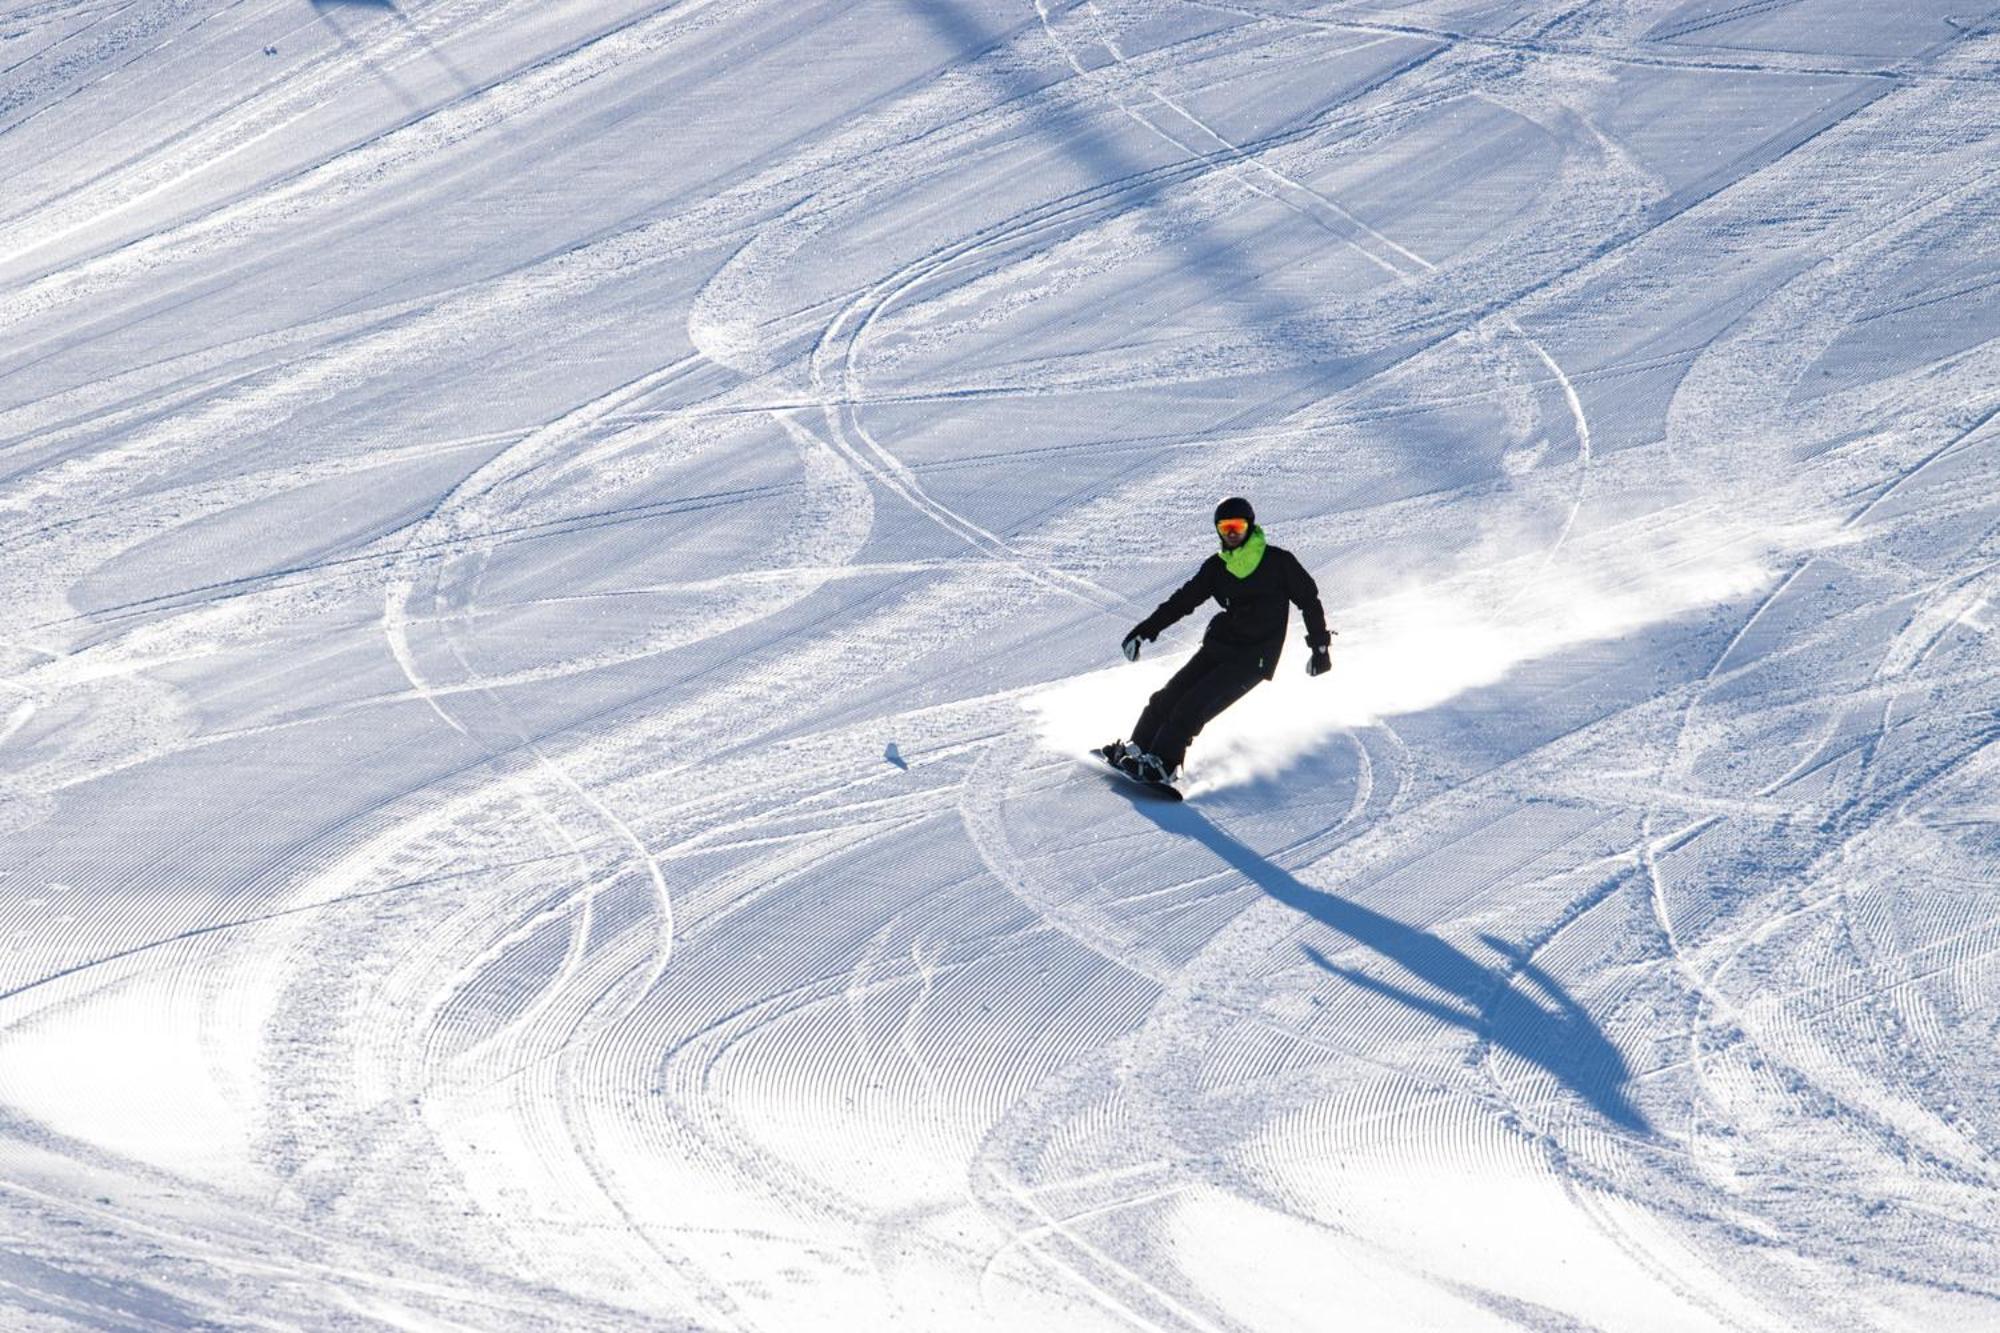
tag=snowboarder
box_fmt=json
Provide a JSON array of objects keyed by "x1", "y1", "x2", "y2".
[{"x1": 1104, "y1": 497, "x2": 1332, "y2": 789}]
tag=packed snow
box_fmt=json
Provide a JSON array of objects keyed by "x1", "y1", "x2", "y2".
[{"x1": 4, "y1": 0, "x2": 1999, "y2": 1327}]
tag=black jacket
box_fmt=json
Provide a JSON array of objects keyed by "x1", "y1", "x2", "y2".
[{"x1": 1135, "y1": 542, "x2": 1330, "y2": 679}]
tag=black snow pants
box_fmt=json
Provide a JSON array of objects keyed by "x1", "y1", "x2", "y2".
[{"x1": 1130, "y1": 644, "x2": 1266, "y2": 773}]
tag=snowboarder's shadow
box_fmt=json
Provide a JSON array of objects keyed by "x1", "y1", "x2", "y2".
[{"x1": 1133, "y1": 801, "x2": 1649, "y2": 1134}]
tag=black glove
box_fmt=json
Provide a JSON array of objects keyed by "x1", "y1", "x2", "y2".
[
  {"x1": 1122, "y1": 626, "x2": 1150, "y2": 662},
  {"x1": 1306, "y1": 645, "x2": 1332, "y2": 677}
]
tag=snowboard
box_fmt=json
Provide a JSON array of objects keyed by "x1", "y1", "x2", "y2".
[{"x1": 1095, "y1": 744, "x2": 1183, "y2": 801}]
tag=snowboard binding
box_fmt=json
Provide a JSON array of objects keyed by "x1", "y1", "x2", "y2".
[{"x1": 1097, "y1": 741, "x2": 1182, "y2": 800}]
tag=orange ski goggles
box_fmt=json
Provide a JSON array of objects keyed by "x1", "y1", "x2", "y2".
[{"x1": 1215, "y1": 517, "x2": 1251, "y2": 540}]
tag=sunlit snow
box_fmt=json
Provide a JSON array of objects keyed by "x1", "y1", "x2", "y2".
[{"x1": 4, "y1": 0, "x2": 1999, "y2": 1328}]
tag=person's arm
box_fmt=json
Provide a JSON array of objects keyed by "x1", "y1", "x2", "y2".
[
  {"x1": 1122, "y1": 559, "x2": 1217, "y2": 658},
  {"x1": 1287, "y1": 552, "x2": 1334, "y2": 675},
  {"x1": 1286, "y1": 552, "x2": 1332, "y2": 647},
  {"x1": 1138, "y1": 559, "x2": 1218, "y2": 638}
]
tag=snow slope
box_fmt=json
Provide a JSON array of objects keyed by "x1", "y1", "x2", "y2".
[{"x1": 4, "y1": 0, "x2": 1999, "y2": 1326}]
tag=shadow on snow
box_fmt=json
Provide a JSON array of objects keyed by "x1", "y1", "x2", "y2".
[
  {"x1": 901, "y1": 0, "x2": 1400, "y2": 350},
  {"x1": 1131, "y1": 799, "x2": 1650, "y2": 1133}
]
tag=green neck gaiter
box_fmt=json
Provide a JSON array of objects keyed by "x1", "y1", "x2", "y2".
[{"x1": 1220, "y1": 526, "x2": 1267, "y2": 579}]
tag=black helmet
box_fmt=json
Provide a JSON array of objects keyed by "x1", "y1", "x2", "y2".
[{"x1": 1213, "y1": 496, "x2": 1254, "y2": 527}]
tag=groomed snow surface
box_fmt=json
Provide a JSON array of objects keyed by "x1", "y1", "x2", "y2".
[{"x1": 3, "y1": 0, "x2": 1999, "y2": 1327}]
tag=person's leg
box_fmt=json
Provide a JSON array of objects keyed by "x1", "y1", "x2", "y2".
[
  {"x1": 1130, "y1": 648, "x2": 1218, "y2": 755},
  {"x1": 1150, "y1": 656, "x2": 1263, "y2": 772}
]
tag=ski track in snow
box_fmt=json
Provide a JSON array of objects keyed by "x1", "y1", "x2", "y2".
[{"x1": 3, "y1": 0, "x2": 2000, "y2": 1327}]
